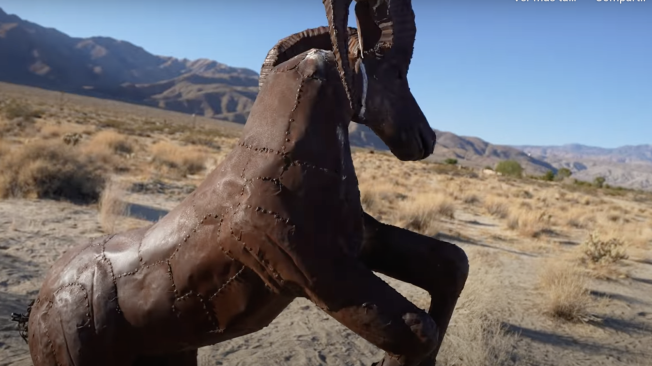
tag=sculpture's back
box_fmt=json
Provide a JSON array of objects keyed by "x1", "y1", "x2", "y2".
[{"x1": 25, "y1": 40, "x2": 370, "y2": 366}]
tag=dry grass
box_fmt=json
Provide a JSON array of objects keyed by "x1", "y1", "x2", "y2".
[
  {"x1": 74, "y1": 130, "x2": 137, "y2": 172},
  {"x1": 150, "y1": 141, "x2": 207, "y2": 177},
  {"x1": 359, "y1": 180, "x2": 407, "y2": 213},
  {"x1": 461, "y1": 192, "x2": 481, "y2": 205},
  {"x1": 84, "y1": 130, "x2": 136, "y2": 155},
  {"x1": 506, "y1": 207, "x2": 553, "y2": 238},
  {"x1": 0, "y1": 139, "x2": 8, "y2": 158},
  {"x1": 436, "y1": 254, "x2": 518, "y2": 366},
  {"x1": 4, "y1": 82, "x2": 652, "y2": 366},
  {"x1": 539, "y1": 259, "x2": 591, "y2": 322},
  {"x1": 1, "y1": 99, "x2": 43, "y2": 121},
  {"x1": 483, "y1": 196, "x2": 510, "y2": 219},
  {"x1": 563, "y1": 207, "x2": 596, "y2": 230},
  {"x1": 38, "y1": 122, "x2": 87, "y2": 139},
  {"x1": 0, "y1": 140, "x2": 105, "y2": 203},
  {"x1": 397, "y1": 193, "x2": 455, "y2": 236},
  {"x1": 180, "y1": 131, "x2": 222, "y2": 150},
  {"x1": 98, "y1": 179, "x2": 129, "y2": 234}
]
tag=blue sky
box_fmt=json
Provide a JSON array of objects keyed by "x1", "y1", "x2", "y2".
[{"x1": 1, "y1": 0, "x2": 650, "y2": 148}]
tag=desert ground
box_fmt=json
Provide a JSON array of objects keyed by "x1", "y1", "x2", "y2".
[{"x1": 1, "y1": 82, "x2": 651, "y2": 366}]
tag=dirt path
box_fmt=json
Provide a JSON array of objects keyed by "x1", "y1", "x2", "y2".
[{"x1": 1, "y1": 197, "x2": 651, "y2": 366}]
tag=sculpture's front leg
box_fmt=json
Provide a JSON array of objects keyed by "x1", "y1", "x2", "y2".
[
  {"x1": 294, "y1": 238, "x2": 439, "y2": 366},
  {"x1": 359, "y1": 212, "x2": 470, "y2": 366}
]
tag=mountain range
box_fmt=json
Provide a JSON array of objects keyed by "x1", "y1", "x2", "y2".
[
  {"x1": 1, "y1": 7, "x2": 650, "y2": 190},
  {"x1": 515, "y1": 144, "x2": 652, "y2": 191},
  {"x1": 349, "y1": 124, "x2": 557, "y2": 175},
  {"x1": 0, "y1": 8, "x2": 257, "y2": 123}
]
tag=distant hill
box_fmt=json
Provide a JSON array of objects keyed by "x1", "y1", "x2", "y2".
[
  {"x1": 0, "y1": 8, "x2": 257, "y2": 123},
  {"x1": 349, "y1": 124, "x2": 556, "y2": 175},
  {"x1": 515, "y1": 144, "x2": 652, "y2": 164},
  {"x1": 514, "y1": 144, "x2": 652, "y2": 191},
  {"x1": 1, "y1": 6, "x2": 553, "y2": 175},
  {"x1": 3, "y1": 7, "x2": 649, "y2": 190}
]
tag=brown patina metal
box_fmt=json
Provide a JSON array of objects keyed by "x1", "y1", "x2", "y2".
[{"x1": 18, "y1": 1, "x2": 469, "y2": 365}]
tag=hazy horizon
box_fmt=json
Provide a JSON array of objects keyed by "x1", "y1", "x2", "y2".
[{"x1": 0, "y1": 0, "x2": 650, "y2": 149}]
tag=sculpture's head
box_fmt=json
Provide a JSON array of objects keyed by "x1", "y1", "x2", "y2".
[{"x1": 258, "y1": 0, "x2": 436, "y2": 161}]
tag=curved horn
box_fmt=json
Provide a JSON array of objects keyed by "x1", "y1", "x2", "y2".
[
  {"x1": 259, "y1": 26, "x2": 359, "y2": 91},
  {"x1": 259, "y1": 27, "x2": 331, "y2": 90},
  {"x1": 355, "y1": 0, "x2": 416, "y2": 67},
  {"x1": 323, "y1": 0, "x2": 356, "y2": 113}
]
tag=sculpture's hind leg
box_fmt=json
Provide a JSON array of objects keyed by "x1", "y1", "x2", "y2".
[
  {"x1": 297, "y1": 241, "x2": 439, "y2": 366},
  {"x1": 132, "y1": 350, "x2": 197, "y2": 366},
  {"x1": 359, "y1": 212, "x2": 470, "y2": 365}
]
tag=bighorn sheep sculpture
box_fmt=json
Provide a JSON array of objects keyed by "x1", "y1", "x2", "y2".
[{"x1": 18, "y1": 1, "x2": 469, "y2": 365}]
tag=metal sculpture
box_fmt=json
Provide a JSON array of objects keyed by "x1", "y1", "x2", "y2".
[{"x1": 15, "y1": 1, "x2": 468, "y2": 365}]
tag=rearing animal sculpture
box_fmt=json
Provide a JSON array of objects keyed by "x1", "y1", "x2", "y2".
[{"x1": 21, "y1": 1, "x2": 469, "y2": 365}]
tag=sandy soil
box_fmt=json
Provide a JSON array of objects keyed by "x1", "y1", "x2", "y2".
[{"x1": 1, "y1": 191, "x2": 651, "y2": 366}]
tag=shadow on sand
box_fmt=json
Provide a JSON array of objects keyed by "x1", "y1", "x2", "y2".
[
  {"x1": 435, "y1": 233, "x2": 538, "y2": 258},
  {"x1": 505, "y1": 323, "x2": 647, "y2": 359}
]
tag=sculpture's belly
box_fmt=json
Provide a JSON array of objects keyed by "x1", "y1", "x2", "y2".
[{"x1": 118, "y1": 237, "x2": 293, "y2": 353}]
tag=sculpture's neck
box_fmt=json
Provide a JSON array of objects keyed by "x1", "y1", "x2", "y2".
[{"x1": 237, "y1": 48, "x2": 361, "y2": 184}]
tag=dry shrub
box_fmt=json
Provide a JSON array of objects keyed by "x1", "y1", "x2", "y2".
[
  {"x1": 0, "y1": 140, "x2": 105, "y2": 203},
  {"x1": 437, "y1": 256, "x2": 518, "y2": 366},
  {"x1": 605, "y1": 212, "x2": 623, "y2": 223},
  {"x1": 539, "y1": 260, "x2": 591, "y2": 322},
  {"x1": 398, "y1": 194, "x2": 455, "y2": 236},
  {"x1": 1, "y1": 99, "x2": 43, "y2": 121},
  {"x1": 359, "y1": 180, "x2": 407, "y2": 213},
  {"x1": 180, "y1": 132, "x2": 221, "y2": 150},
  {"x1": 483, "y1": 196, "x2": 509, "y2": 219},
  {"x1": 0, "y1": 100, "x2": 43, "y2": 137},
  {"x1": 580, "y1": 232, "x2": 628, "y2": 264},
  {"x1": 78, "y1": 131, "x2": 133, "y2": 171},
  {"x1": 0, "y1": 140, "x2": 8, "y2": 158},
  {"x1": 563, "y1": 207, "x2": 595, "y2": 229},
  {"x1": 517, "y1": 200, "x2": 533, "y2": 210},
  {"x1": 620, "y1": 224, "x2": 652, "y2": 249},
  {"x1": 0, "y1": 115, "x2": 36, "y2": 136},
  {"x1": 461, "y1": 193, "x2": 481, "y2": 205},
  {"x1": 98, "y1": 180, "x2": 129, "y2": 234},
  {"x1": 85, "y1": 130, "x2": 135, "y2": 155},
  {"x1": 506, "y1": 208, "x2": 552, "y2": 238},
  {"x1": 150, "y1": 141, "x2": 206, "y2": 177},
  {"x1": 39, "y1": 123, "x2": 84, "y2": 139}
]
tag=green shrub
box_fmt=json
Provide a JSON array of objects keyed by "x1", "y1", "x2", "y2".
[
  {"x1": 557, "y1": 168, "x2": 572, "y2": 180},
  {"x1": 593, "y1": 176, "x2": 606, "y2": 188},
  {"x1": 495, "y1": 160, "x2": 523, "y2": 178},
  {"x1": 573, "y1": 179, "x2": 592, "y2": 187},
  {"x1": 444, "y1": 158, "x2": 458, "y2": 165},
  {"x1": 542, "y1": 170, "x2": 555, "y2": 181}
]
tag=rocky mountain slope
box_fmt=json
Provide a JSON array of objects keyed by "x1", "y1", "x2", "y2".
[
  {"x1": 0, "y1": 8, "x2": 257, "y2": 122},
  {"x1": 350, "y1": 124, "x2": 556, "y2": 175},
  {"x1": 3, "y1": 7, "x2": 648, "y2": 190},
  {"x1": 515, "y1": 144, "x2": 652, "y2": 191}
]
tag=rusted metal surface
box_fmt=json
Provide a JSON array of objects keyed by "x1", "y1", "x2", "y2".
[{"x1": 19, "y1": 1, "x2": 468, "y2": 365}]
